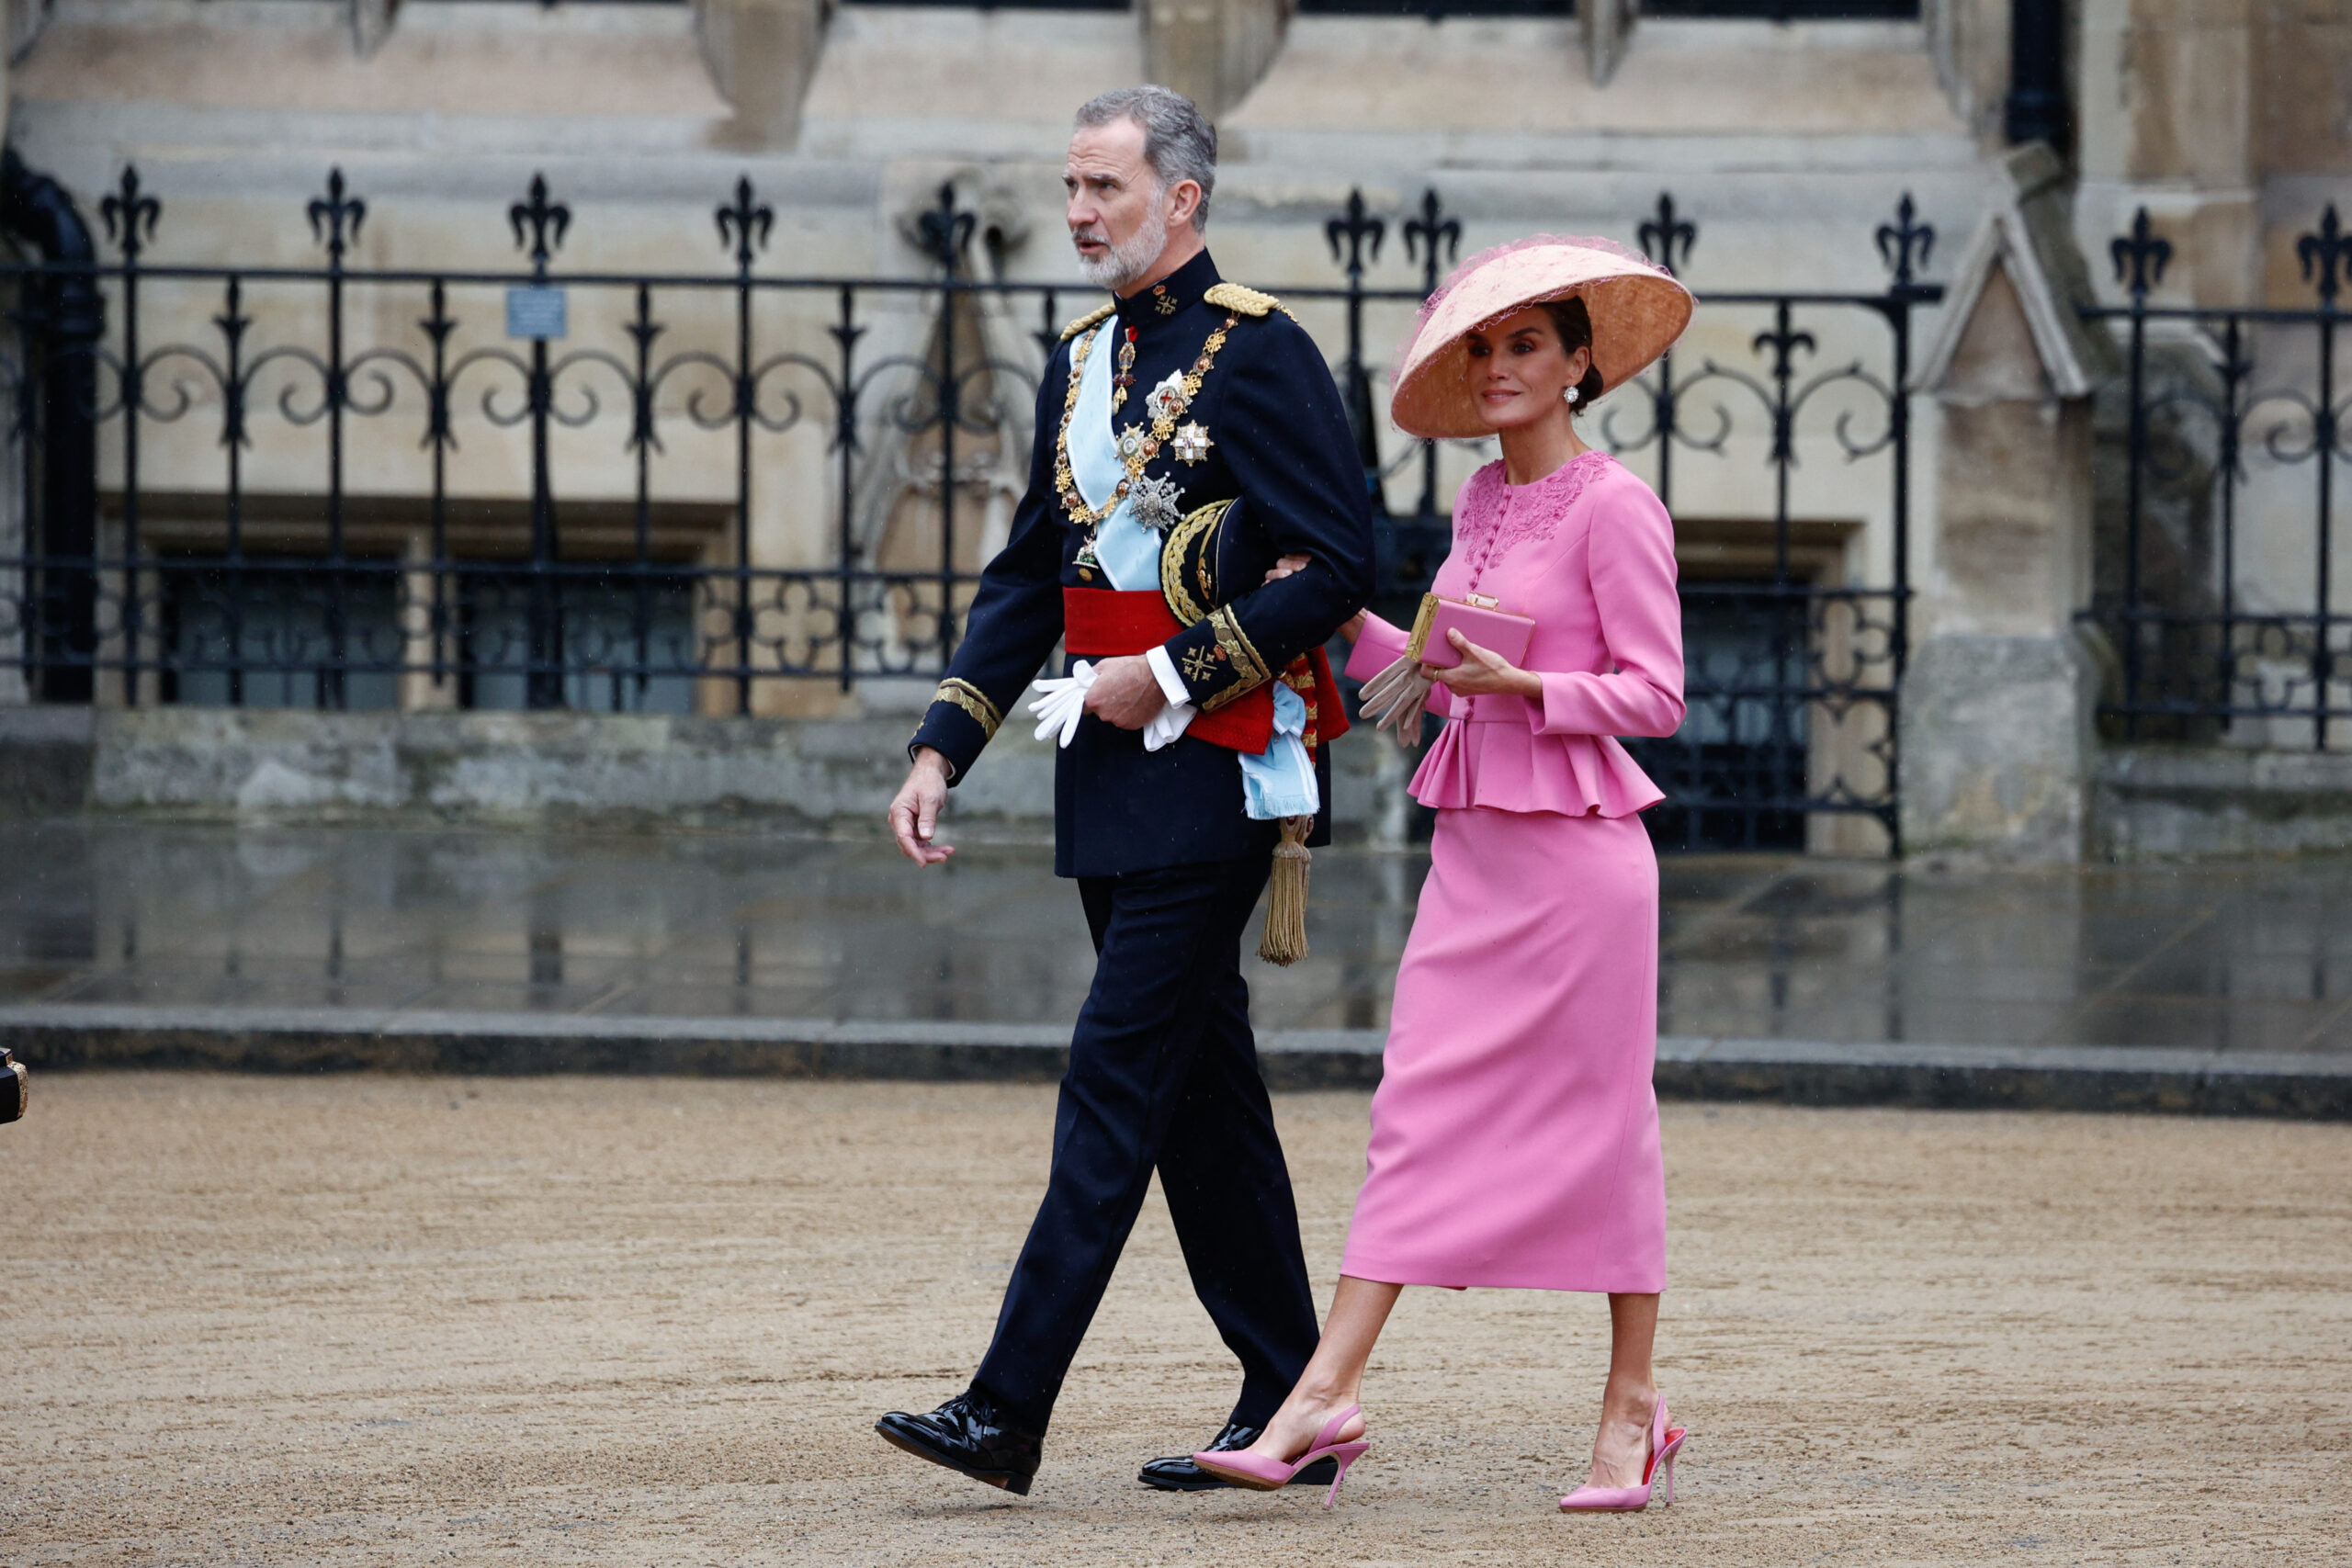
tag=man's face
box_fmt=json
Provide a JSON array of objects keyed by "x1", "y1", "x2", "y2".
[{"x1": 1065, "y1": 118, "x2": 1170, "y2": 290}]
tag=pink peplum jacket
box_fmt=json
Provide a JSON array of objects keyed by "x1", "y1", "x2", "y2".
[{"x1": 1344, "y1": 449, "x2": 1686, "y2": 817}]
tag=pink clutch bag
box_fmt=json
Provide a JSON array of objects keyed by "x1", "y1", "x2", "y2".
[{"x1": 1405, "y1": 592, "x2": 1535, "y2": 670}]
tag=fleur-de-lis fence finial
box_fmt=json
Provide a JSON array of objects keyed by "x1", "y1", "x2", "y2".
[
  {"x1": 1402, "y1": 187, "x2": 1461, "y2": 294},
  {"x1": 2297, "y1": 204, "x2": 2349, "y2": 310},
  {"x1": 2109, "y1": 207, "x2": 2172, "y2": 301},
  {"x1": 416, "y1": 282, "x2": 458, "y2": 455},
  {"x1": 716, "y1": 175, "x2": 775, "y2": 273},
  {"x1": 306, "y1": 168, "x2": 368, "y2": 263},
  {"x1": 508, "y1": 173, "x2": 571, "y2": 275},
  {"x1": 1325, "y1": 188, "x2": 1385, "y2": 283},
  {"x1": 1874, "y1": 193, "x2": 1934, "y2": 293},
  {"x1": 1753, "y1": 310, "x2": 1819, "y2": 466},
  {"x1": 1638, "y1": 192, "x2": 1695, "y2": 276},
  {"x1": 915, "y1": 182, "x2": 977, "y2": 279},
  {"x1": 99, "y1": 164, "x2": 162, "y2": 261},
  {"x1": 213, "y1": 276, "x2": 253, "y2": 453}
]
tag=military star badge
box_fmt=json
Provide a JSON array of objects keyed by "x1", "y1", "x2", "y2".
[
  {"x1": 1144, "y1": 371, "x2": 1191, "y2": 423},
  {"x1": 1170, "y1": 422, "x2": 1214, "y2": 465},
  {"x1": 1127, "y1": 471, "x2": 1185, "y2": 533}
]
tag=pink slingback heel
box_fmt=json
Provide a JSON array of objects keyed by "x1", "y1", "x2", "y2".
[
  {"x1": 1558, "y1": 1394, "x2": 1686, "y2": 1513},
  {"x1": 1189, "y1": 1404, "x2": 1370, "y2": 1507}
]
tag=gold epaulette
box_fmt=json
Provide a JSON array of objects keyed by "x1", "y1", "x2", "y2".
[
  {"x1": 1204, "y1": 282, "x2": 1293, "y2": 321},
  {"x1": 1058, "y1": 302, "x2": 1115, "y2": 341}
]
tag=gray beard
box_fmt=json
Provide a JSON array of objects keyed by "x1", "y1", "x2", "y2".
[{"x1": 1074, "y1": 204, "x2": 1171, "y2": 292}]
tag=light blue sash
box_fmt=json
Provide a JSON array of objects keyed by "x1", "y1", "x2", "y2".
[
  {"x1": 1067, "y1": 327, "x2": 1163, "y2": 594},
  {"x1": 1245, "y1": 682, "x2": 1320, "y2": 819},
  {"x1": 1065, "y1": 324, "x2": 1320, "y2": 821}
]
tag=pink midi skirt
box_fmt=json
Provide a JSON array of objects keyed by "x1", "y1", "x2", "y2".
[{"x1": 1340, "y1": 806, "x2": 1667, "y2": 1293}]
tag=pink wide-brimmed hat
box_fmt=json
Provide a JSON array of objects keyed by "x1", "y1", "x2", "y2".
[{"x1": 1390, "y1": 234, "x2": 1696, "y2": 440}]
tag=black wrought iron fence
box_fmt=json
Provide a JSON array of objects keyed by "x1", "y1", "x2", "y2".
[
  {"x1": 2083, "y1": 204, "x2": 2350, "y2": 750},
  {"x1": 1391, "y1": 192, "x2": 1939, "y2": 852},
  {"x1": 2, "y1": 165, "x2": 1937, "y2": 848}
]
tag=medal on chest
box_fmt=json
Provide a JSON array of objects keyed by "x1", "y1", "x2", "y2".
[
  {"x1": 1112, "y1": 328, "x2": 1138, "y2": 412},
  {"x1": 1054, "y1": 313, "x2": 1238, "y2": 548}
]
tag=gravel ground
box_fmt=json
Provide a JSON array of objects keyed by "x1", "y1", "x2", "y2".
[{"x1": 4, "y1": 1074, "x2": 2347, "y2": 1566}]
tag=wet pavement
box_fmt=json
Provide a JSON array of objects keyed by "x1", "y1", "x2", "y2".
[{"x1": 3, "y1": 818, "x2": 2349, "y2": 1055}]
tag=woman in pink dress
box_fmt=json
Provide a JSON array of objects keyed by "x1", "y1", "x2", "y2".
[{"x1": 1193, "y1": 239, "x2": 1694, "y2": 1512}]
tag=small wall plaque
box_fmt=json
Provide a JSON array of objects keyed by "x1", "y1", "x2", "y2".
[{"x1": 505, "y1": 286, "x2": 567, "y2": 341}]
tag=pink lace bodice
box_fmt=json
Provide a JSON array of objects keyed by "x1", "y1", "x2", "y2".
[
  {"x1": 1344, "y1": 449, "x2": 1686, "y2": 818},
  {"x1": 1451, "y1": 448, "x2": 1617, "y2": 594}
]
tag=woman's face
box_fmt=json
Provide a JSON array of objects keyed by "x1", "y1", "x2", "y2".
[{"x1": 1463, "y1": 307, "x2": 1593, "y2": 432}]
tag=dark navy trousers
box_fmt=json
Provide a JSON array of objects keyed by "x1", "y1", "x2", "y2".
[{"x1": 972, "y1": 855, "x2": 1320, "y2": 1434}]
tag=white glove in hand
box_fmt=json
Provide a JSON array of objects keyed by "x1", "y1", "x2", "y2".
[
  {"x1": 1357, "y1": 654, "x2": 1434, "y2": 752},
  {"x1": 1027, "y1": 660, "x2": 1095, "y2": 749},
  {"x1": 1142, "y1": 701, "x2": 1196, "y2": 752}
]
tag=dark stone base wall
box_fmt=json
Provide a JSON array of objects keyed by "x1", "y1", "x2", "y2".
[
  {"x1": 2095, "y1": 745, "x2": 2352, "y2": 860},
  {"x1": 0, "y1": 708, "x2": 94, "y2": 816},
  {"x1": 8, "y1": 709, "x2": 2352, "y2": 864}
]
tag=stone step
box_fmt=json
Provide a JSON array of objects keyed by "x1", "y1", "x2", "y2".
[{"x1": 6, "y1": 1003, "x2": 2347, "y2": 1120}]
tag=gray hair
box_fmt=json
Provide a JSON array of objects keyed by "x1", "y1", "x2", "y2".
[{"x1": 1073, "y1": 85, "x2": 1217, "y2": 231}]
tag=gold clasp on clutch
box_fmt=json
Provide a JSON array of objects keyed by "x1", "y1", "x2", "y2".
[
  {"x1": 1405, "y1": 591, "x2": 1504, "y2": 660},
  {"x1": 1405, "y1": 592, "x2": 1440, "y2": 663}
]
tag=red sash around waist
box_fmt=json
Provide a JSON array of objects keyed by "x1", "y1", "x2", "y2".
[{"x1": 1061, "y1": 588, "x2": 1350, "y2": 756}]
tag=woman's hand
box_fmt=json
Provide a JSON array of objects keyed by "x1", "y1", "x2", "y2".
[
  {"x1": 1261, "y1": 552, "x2": 1367, "y2": 646},
  {"x1": 1421, "y1": 629, "x2": 1542, "y2": 699}
]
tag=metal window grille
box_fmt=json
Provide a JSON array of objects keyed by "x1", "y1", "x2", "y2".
[
  {"x1": 3, "y1": 168, "x2": 1939, "y2": 849},
  {"x1": 2081, "y1": 204, "x2": 2351, "y2": 751}
]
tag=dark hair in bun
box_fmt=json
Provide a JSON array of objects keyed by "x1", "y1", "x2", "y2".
[{"x1": 1540, "y1": 295, "x2": 1606, "y2": 411}]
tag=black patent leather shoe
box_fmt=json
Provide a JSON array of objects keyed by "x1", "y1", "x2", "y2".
[
  {"x1": 875, "y1": 1388, "x2": 1044, "y2": 1495},
  {"x1": 1137, "y1": 1421, "x2": 1340, "y2": 1492}
]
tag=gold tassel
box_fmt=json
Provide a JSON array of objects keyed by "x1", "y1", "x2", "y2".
[{"x1": 1258, "y1": 815, "x2": 1314, "y2": 965}]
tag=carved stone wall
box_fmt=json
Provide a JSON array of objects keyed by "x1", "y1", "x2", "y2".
[
  {"x1": 697, "y1": 0, "x2": 830, "y2": 151},
  {"x1": 2073, "y1": 0, "x2": 2346, "y2": 311},
  {"x1": 1904, "y1": 146, "x2": 2113, "y2": 861},
  {"x1": 1142, "y1": 0, "x2": 1288, "y2": 118}
]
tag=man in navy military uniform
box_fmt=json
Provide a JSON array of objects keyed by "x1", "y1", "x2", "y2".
[{"x1": 875, "y1": 85, "x2": 1374, "y2": 1495}]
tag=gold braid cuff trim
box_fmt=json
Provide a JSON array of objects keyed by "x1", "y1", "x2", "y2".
[
  {"x1": 1058, "y1": 301, "x2": 1115, "y2": 341},
  {"x1": 930, "y1": 679, "x2": 1002, "y2": 741},
  {"x1": 1197, "y1": 605, "x2": 1272, "y2": 711}
]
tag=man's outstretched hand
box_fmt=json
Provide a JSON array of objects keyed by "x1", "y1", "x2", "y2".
[{"x1": 889, "y1": 748, "x2": 955, "y2": 867}]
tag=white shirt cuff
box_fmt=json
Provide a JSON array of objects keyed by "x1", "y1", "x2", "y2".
[{"x1": 1144, "y1": 644, "x2": 1193, "y2": 709}]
